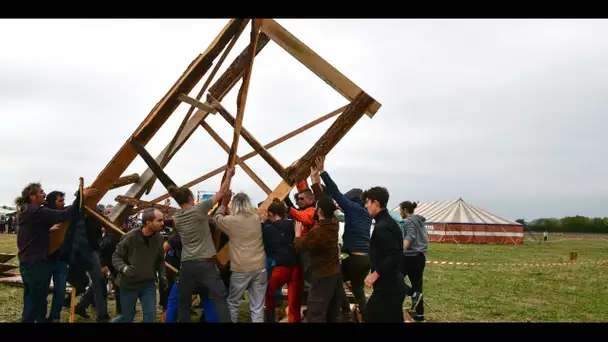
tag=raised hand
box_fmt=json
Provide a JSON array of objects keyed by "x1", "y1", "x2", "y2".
[
  {"x1": 82, "y1": 187, "x2": 99, "y2": 198},
  {"x1": 310, "y1": 166, "x2": 321, "y2": 185},
  {"x1": 315, "y1": 156, "x2": 326, "y2": 173},
  {"x1": 294, "y1": 221, "x2": 304, "y2": 237},
  {"x1": 226, "y1": 167, "x2": 236, "y2": 179}
]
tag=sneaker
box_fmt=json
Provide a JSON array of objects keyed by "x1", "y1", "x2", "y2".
[
  {"x1": 96, "y1": 315, "x2": 110, "y2": 323},
  {"x1": 410, "y1": 292, "x2": 423, "y2": 312},
  {"x1": 412, "y1": 314, "x2": 425, "y2": 322}
]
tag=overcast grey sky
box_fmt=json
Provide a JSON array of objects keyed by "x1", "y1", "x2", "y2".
[{"x1": 1, "y1": 19, "x2": 606, "y2": 221}]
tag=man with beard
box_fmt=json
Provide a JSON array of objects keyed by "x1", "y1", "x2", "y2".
[{"x1": 15, "y1": 182, "x2": 97, "y2": 323}]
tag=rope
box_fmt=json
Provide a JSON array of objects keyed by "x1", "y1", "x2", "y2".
[{"x1": 423, "y1": 300, "x2": 447, "y2": 322}]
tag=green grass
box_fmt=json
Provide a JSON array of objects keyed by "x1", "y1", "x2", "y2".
[{"x1": 1, "y1": 233, "x2": 607, "y2": 322}]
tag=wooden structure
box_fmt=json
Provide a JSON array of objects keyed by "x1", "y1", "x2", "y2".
[{"x1": 84, "y1": 18, "x2": 381, "y2": 266}]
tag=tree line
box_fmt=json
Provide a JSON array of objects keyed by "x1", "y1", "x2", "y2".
[{"x1": 516, "y1": 216, "x2": 608, "y2": 234}]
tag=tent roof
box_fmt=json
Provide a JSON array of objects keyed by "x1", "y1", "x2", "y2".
[
  {"x1": 391, "y1": 198, "x2": 521, "y2": 226},
  {"x1": 0, "y1": 207, "x2": 17, "y2": 216}
]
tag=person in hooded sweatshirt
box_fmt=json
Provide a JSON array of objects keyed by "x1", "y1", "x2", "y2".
[
  {"x1": 313, "y1": 156, "x2": 372, "y2": 317},
  {"x1": 15, "y1": 182, "x2": 97, "y2": 323},
  {"x1": 399, "y1": 201, "x2": 428, "y2": 322},
  {"x1": 261, "y1": 199, "x2": 303, "y2": 323}
]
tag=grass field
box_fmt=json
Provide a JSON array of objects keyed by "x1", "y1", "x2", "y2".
[{"x1": 1, "y1": 233, "x2": 607, "y2": 322}]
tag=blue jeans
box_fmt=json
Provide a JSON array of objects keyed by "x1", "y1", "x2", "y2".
[
  {"x1": 165, "y1": 281, "x2": 218, "y2": 323},
  {"x1": 112, "y1": 282, "x2": 156, "y2": 323},
  {"x1": 20, "y1": 261, "x2": 52, "y2": 323},
  {"x1": 47, "y1": 260, "x2": 69, "y2": 320}
]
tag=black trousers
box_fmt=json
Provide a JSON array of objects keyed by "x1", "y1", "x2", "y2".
[
  {"x1": 363, "y1": 289, "x2": 406, "y2": 323},
  {"x1": 76, "y1": 252, "x2": 109, "y2": 319},
  {"x1": 402, "y1": 253, "x2": 425, "y2": 315},
  {"x1": 178, "y1": 259, "x2": 231, "y2": 322},
  {"x1": 307, "y1": 274, "x2": 343, "y2": 323},
  {"x1": 339, "y1": 254, "x2": 371, "y2": 312}
]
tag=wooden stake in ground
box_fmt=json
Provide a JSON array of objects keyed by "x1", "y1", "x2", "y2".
[{"x1": 69, "y1": 288, "x2": 76, "y2": 323}]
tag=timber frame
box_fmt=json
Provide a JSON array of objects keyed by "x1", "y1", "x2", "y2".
[{"x1": 88, "y1": 18, "x2": 381, "y2": 267}]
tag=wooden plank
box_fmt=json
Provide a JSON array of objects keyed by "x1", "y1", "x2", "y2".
[
  {"x1": 226, "y1": 19, "x2": 261, "y2": 172},
  {"x1": 201, "y1": 121, "x2": 272, "y2": 195},
  {"x1": 208, "y1": 95, "x2": 289, "y2": 183},
  {"x1": 85, "y1": 19, "x2": 244, "y2": 208},
  {"x1": 259, "y1": 19, "x2": 381, "y2": 117},
  {"x1": 285, "y1": 92, "x2": 374, "y2": 184},
  {"x1": 110, "y1": 173, "x2": 140, "y2": 190},
  {"x1": 217, "y1": 180, "x2": 293, "y2": 265},
  {"x1": 84, "y1": 205, "x2": 179, "y2": 275},
  {"x1": 115, "y1": 196, "x2": 179, "y2": 215},
  {"x1": 145, "y1": 20, "x2": 251, "y2": 195},
  {"x1": 108, "y1": 30, "x2": 272, "y2": 227},
  {"x1": 129, "y1": 137, "x2": 177, "y2": 190},
  {"x1": 0, "y1": 253, "x2": 16, "y2": 264},
  {"x1": 0, "y1": 263, "x2": 18, "y2": 274},
  {"x1": 177, "y1": 93, "x2": 215, "y2": 113},
  {"x1": 148, "y1": 104, "x2": 347, "y2": 204}
]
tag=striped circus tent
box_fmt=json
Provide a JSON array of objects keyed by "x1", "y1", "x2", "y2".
[{"x1": 392, "y1": 198, "x2": 523, "y2": 244}]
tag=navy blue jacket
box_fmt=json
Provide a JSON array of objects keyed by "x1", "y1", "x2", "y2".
[
  {"x1": 320, "y1": 171, "x2": 371, "y2": 254},
  {"x1": 262, "y1": 218, "x2": 301, "y2": 267}
]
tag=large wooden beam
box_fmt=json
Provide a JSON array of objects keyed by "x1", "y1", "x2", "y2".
[
  {"x1": 148, "y1": 104, "x2": 347, "y2": 204},
  {"x1": 129, "y1": 137, "x2": 177, "y2": 190},
  {"x1": 115, "y1": 196, "x2": 179, "y2": 215},
  {"x1": 225, "y1": 19, "x2": 260, "y2": 172},
  {"x1": 201, "y1": 121, "x2": 272, "y2": 195},
  {"x1": 86, "y1": 19, "x2": 245, "y2": 208},
  {"x1": 208, "y1": 95, "x2": 289, "y2": 183},
  {"x1": 84, "y1": 205, "x2": 178, "y2": 275},
  {"x1": 145, "y1": 19, "x2": 251, "y2": 195},
  {"x1": 259, "y1": 19, "x2": 381, "y2": 117},
  {"x1": 285, "y1": 92, "x2": 375, "y2": 185},
  {"x1": 108, "y1": 31, "x2": 272, "y2": 226},
  {"x1": 110, "y1": 173, "x2": 140, "y2": 190}
]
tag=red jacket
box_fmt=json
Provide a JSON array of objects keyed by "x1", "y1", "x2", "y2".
[{"x1": 290, "y1": 180, "x2": 316, "y2": 236}]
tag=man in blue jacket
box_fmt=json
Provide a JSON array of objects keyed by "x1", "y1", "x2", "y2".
[{"x1": 314, "y1": 156, "x2": 372, "y2": 316}]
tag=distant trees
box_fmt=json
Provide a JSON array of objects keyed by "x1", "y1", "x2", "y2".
[{"x1": 516, "y1": 216, "x2": 608, "y2": 233}]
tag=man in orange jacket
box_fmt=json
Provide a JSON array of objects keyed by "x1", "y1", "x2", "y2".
[{"x1": 284, "y1": 181, "x2": 317, "y2": 310}]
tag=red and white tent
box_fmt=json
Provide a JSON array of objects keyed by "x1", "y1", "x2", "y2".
[{"x1": 392, "y1": 198, "x2": 523, "y2": 244}]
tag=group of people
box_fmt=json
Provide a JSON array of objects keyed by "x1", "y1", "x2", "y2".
[
  {"x1": 1, "y1": 215, "x2": 17, "y2": 234},
  {"x1": 15, "y1": 154, "x2": 429, "y2": 323}
]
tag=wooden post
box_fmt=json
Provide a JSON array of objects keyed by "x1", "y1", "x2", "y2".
[
  {"x1": 225, "y1": 19, "x2": 261, "y2": 175},
  {"x1": 148, "y1": 104, "x2": 347, "y2": 205},
  {"x1": 69, "y1": 288, "x2": 76, "y2": 323},
  {"x1": 201, "y1": 121, "x2": 272, "y2": 195},
  {"x1": 285, "y1": 92, "x2": 375, "y2": 185}
]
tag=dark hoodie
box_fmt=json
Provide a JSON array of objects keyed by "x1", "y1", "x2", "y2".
[
  {"x1": 17, "y1": 200, "x2": 76, "y2": 263},
  {"x1": 262, "y1": 218, "x2": 301, "y2": 267},
  {"x1": 402, "y1": 215, "x2": 428, "y2": 256},
  {"x1": 320, "y1": 171, "x2": 371, "y2": 254}
]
